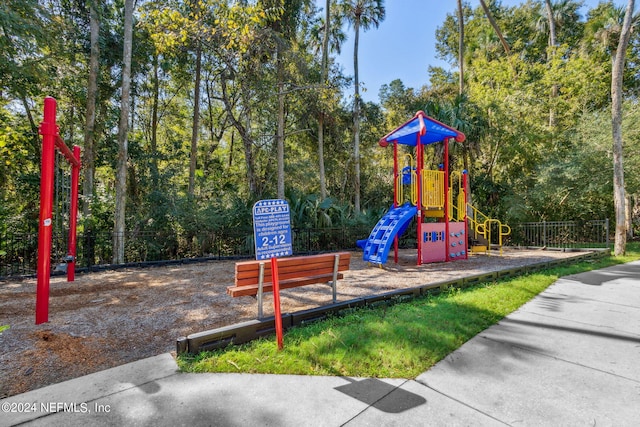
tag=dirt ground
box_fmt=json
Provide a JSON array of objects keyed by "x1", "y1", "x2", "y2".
[{"x1": 0, "y1": 248, "x2": 584, "y2": 398}]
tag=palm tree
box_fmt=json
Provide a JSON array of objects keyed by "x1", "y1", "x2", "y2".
[
  {"x1": 269, "y1": 0, "x2": 306, "y2": 199},
  {"x1": 537, "y1": 0, "x2": 581, "y2": 126},
  {"x1": 340, "y1": 0, "x2": 385, "y2": 214},
  {"x1": 582, "y1": 2, "x2": 639, "y2": 57},
  {"x1": 546, "y1": 1, "x2": 556, "y2": 37},
  {"x1": 536, "y1": 0, "x2": 581, "y2": 44},
  {"x1": 311, "y1": 2, "x2": 346, "y2": 200}
]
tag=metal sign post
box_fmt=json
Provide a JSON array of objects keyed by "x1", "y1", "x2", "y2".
[{"x1": 253, "y1": 199, "x2": 293, "y2": 350}]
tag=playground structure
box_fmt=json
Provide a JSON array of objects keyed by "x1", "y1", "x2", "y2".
[
  {"x1": 358, "y1": 111, "x2": 510, "y2": 266},
  {"x1": 36, "y1": 97, "x2": 81, "y2": 324}
]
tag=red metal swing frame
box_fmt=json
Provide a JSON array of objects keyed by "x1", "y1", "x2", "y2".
[{"x1": 36, "y1": 97, "x2": 81, "y2": 324}]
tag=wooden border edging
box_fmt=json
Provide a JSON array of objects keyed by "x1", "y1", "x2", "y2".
[{"x1": 177, "y1": 249, "x2": 610, "y2": 354}]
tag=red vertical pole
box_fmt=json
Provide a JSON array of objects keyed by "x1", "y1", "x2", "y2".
[
  {"x1": 36, "y1": 97, "x2": 58, "y2": 325},
  {"x1": 444, "y1": 138, "x2": 450, "y2": 262},
  {"x1": 393, "y1": 141, "x2": 399, "y2": 264},
  {"x1": 393, "y1": 141, "x2": 398, "y2": 208},
  {"x1": 462, "y1": 170, "x2": 469, "y2": 260},
  {"x1": 67, "y1": 145, "x2": 81, "y2": 282},
  {"x1": 416, "y1": 118, "x2": 423, "y2": 266},
  {"x1": 271, "y1": 257, "x2": 284, "y2": 350}
]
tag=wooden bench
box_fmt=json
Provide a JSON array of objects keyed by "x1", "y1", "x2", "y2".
[{"x1": 227, "y1": 252, "x2": 351, "y2": 318}]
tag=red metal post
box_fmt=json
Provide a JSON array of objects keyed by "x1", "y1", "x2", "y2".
[
  {"x1": 463, "y1": 170, "x2": 469, "y2": 260},
  {"x1": 67, "y1": 145, "x2": 81, "y2": 281},
  {"x1": 416, "y1": 116, "x2": 424, "y2": 266},
  {"x1": 54, "y1": 136, "x2": 80, "y2": 167},
  {"x1": 36, "y1": 97, "x2": 58, "y2": 325},
  {"x1": 393, "y1": 141, "x2": 399, "y2": 264},
  {"x1": 393, "y1": 141, "x2": 398, "y2": 208},
  {"x1": 271, "y1": 257, "x2": 284, "y2": 350},
  {"x1": 444, "y1": 138, "x2": 450, "y2": 262}
]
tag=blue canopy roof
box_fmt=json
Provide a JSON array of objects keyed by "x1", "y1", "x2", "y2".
[{"x1": 379, "y1": 111, "x2": 465, "y2": 147}]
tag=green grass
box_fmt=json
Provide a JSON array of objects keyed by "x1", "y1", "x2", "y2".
[
  {"x1": 0, "y1": 325, "x2": 9, "y2": 334},
  {"x1": 178, "y1": 243, "x2": 640, "y2": 378}
]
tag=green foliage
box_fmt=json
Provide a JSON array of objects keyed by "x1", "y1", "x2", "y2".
[
  {"x1": 0, "y1": 103, "x2": 40, "y2": 235},
  {"x1": 2, "y1": 0, "x2": 640, "y2": 270},
  {"x1": 423, "y1": 0, "x2": 640, "y2": 227},
  {"x1": 287, "y1": 190, "x2": 377, "y2": 229},
  {"x1": 504, "y1": 102, "x2": 640, "y2": 223},
  {"x1": 0, "y1": 0, "x2": 52, "y2": 97}
]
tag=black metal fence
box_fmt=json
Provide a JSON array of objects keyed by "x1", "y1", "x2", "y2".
[
  {"x1": 509, "y1": 220, "x2": 610, "y2": 249},
  {"x1": 1, "y1": 226, "x2": 372, "y2": 278},
  {"x1": 1, "y1": 219, "x2": 612, "y2": 279},
  {"x1": 0, "y1": 232, "x2": 39, "y2": 277}
]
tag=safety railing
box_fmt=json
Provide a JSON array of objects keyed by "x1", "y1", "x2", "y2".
[
  {"x1": 421, "y1": 170, "x2": 445, "y2": 209},
  {"x1": 476, "y1": 219, "x2": 511, "y2": 256},
  {"x1": 467, "y1": 204, "x2": 511, "y2": 255},
  {"x1": 395, "y1": 168, "x2": 446, "y2": 210},
  {"x1": 467, "y1": 203, "x2": 491, "y2": 236},
  {"x1": 447, "y1": 190, "x2": 466, "y2": 221}
]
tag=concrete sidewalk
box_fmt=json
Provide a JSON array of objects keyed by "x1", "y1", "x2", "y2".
[{"x1": 2, "y1": 261, "x2": 640, "y2": 426}]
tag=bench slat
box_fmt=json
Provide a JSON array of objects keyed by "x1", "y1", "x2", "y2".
[
  {"x1": 235, "y1": 263, "x2": 349, "y2": 287},
  {"x1": 235, "y1": 259, "x2": 350, "y2": 279},
  {"x1": 226, "y1": 273, "x2": 344, "y2": 297},
  {"x1": 234, "y1": 252, "x2": 350, "y2": 287},
  {"x1": 228, "y1": 252, "x2": 351, "y2": 298},
  {"x1": 235, "y1": 252, "x2": 350, "y2": 273}
]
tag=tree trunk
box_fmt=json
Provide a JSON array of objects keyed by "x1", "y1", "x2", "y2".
[
  {"x1": 188, "y1": 41, "x2": 202, "y2": 196},
  {"x1": 544, "y1": 0, "x2": 556, "y2": 48},
  {"x1": 545, "y1": 0, "x2": 558, "y2": 128},
  {"x1": 220, "y1": 78, "x2": 257, "y2": 195},
  {"x1": 457, "y1": 0, "x2": 471, "y2": 175},
  {"x1": 626, "y1": 194, "x2": 632, "y2": 238},
  {"x1": 228, "y1": 130, "x2": 234, "y2": 168},
  {"x1": 353, "y1": 17, "x2": 361, "y2": 214},
  {"x1": 243, "y1": 108, "x2": 257, "y2": 196},
  {"x1": 276, "y1": 47, "x2": 285, "y2": 200},
  {"x1": 318, "y1": 114, "x2": 327, "y2": 198},
  {"x1": 150, "y1": 54, "x2": 159, "y2": 186},
  {"x1": 83, "y1": 0, "x2": 100, "y2": 220},
  {"x1": 457, "y1": 0, "x2": 464, "y2": 96},
  {"x1": 113, "y1": 0, "x2": 134, "y2": 264},
  {"x1": 203, "y1": 75, "x2": 224, "y2": 175},
  {"x1": 611, "y1": 0, "x2": 635, "y2": 256},
  {"x1": 632, "y1": 194, "x2": 639, "y2": 238},
  {"x1": 317, "y1": 0, "x2": 330, "y2": 200},
  {"x1": 479, "y1": 0, "x2": 510, "y2": 55},
  {"x1": 21, "y1": 94, "x2": 40, "y2": 155}
]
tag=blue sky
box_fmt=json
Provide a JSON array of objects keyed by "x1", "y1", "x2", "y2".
[{"x1": 330, "y1": 0, "x2": 631, "y2": 102}]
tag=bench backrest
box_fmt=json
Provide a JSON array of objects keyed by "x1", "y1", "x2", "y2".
[{"x1": 235, "y1": 252, "x2": 351, "y2": 287}]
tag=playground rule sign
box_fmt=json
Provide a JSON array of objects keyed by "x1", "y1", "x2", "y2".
[{"x1": 253, "y1": 199, "x2": 293, "y2": 260}]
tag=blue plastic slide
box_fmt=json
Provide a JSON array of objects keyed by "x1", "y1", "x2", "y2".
[{"x1": 358, "y1": 203, "x2": 417, "y2": 265}]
